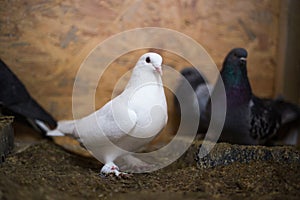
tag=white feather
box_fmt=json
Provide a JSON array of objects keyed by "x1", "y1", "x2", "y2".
[{"x1": 47, "y1": 52, "x2": 167, "y2": 175}]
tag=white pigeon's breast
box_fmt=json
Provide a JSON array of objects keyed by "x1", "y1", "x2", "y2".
[{"x1": 127, "y1": 84, "x2": 167, "y2": 139}]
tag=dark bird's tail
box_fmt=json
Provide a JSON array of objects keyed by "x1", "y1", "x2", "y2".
[
  {"x1": 8, "y1": 98, "x2": 57, "y2": 133},
  {"x1": 0, "y1": 59, "x2": 57, "y2": 135},
  {"x1": 271, "y1": 98, "x2": 300, "y2": 145}
]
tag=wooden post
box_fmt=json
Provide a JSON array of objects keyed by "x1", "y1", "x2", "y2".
[{"x1": 276, "y1": 0, "x2": 300, "y2": 105}]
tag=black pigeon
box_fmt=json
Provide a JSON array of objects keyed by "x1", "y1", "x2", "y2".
[
  {"x1": 174, "y1": 67, "x2": 212, "y2": 133},
  {"x1": 0, "y1": 59, "x2": 57, "y2": 134},
  {"x1": 210, "y1": 48, "x2": 300, "y2": 145}
]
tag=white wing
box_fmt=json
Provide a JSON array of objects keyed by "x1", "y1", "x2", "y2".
[{"x1": 75, "y1": 96, "x2": 137, "y2": 145}]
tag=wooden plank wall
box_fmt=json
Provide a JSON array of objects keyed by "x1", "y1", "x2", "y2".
[
  {"x1": 0, "y1": 0, "x2": 281, "y2": 137},
  {"x1": 276, "y1": 0, "x2": 300, "y2": 105}
]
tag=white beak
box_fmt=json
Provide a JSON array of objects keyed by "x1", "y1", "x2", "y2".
[{"x1": 154, "y1": 65, "x2": 163, "y2": 76}]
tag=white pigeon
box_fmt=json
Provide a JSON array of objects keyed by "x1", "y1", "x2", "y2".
[{"x1": 47, "y1": 52, "x2": 168, "y2": 176}]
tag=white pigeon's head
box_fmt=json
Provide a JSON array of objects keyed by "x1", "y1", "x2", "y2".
[{"x1": 137, "y1": 52, "x2": 163, "y2": 75}]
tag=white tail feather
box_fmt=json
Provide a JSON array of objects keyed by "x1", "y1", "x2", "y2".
[
  {"x1": 35, "y1": 119, "x2": 51, "y2": 132},
  {"x1": 46, "y1": 129, "x2": 65, "y2": 136},
  {"x1": 46, "y1": 120, "x2": 76, "y2": 137}
]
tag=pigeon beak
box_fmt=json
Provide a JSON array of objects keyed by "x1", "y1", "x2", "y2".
[
  {"x1": 240, "y1": 57, "x2": 247, "y2": 66},
  {"x1": 153, "y1": 65, "x2": 163, "y2": 76}
]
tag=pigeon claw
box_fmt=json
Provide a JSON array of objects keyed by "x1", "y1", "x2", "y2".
[{"x1": 100, "y1": 162, "x2": 132, "y2": 178}]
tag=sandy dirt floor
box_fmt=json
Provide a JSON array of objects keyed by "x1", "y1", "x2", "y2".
[{"x1": 1, "y1": 140, "x2": 299, "y2": 200}]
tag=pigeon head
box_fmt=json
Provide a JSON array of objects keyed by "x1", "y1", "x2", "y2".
[
  {"x1": 221, "y1": 48, "x2": 252, "y2": 105},
  {"x1": 137, "y1": 52, "x2": 163, "y2": 75},
  {"x1": 223, "y1": 48, "x2": 247, "y2": 68},
  {"x1": 221, "y1": 48, "x2": 249, "y2": 84},
  {"x1": 180, "y1": 67, "x2": 205, "y2": 90}
]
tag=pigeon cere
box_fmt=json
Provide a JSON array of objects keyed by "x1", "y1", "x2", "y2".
[{"x1": 0, "y1": 1, "x2": 299, "y2": 199}]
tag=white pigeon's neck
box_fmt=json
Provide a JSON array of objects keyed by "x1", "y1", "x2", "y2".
[{"x1": 125, "y1": 66, "x2": 163, "y2": 90}]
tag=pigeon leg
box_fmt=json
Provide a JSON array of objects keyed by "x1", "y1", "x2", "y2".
[{"x1": 100, "y1": 162, "x2": 130, "y2": 177}]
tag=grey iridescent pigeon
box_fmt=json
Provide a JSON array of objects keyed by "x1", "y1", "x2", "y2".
[
  {"x1": 210, "y1": 48, "x2": 300, "y2": 145},
  {"x1": 174, "y1": 67, "x2": 212, "y2": 134}
]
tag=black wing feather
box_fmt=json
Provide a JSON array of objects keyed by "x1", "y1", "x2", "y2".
[
  {"x1": 0, "y1": 59, "x2": 57, "y2": 128},
  {"x1": 250, "y1": 96, "x2": 281, "y2": 141}
]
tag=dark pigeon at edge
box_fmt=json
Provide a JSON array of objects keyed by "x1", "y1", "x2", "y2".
[
  {"x1": 0, "y1": 59, "x2": 57, "y2": 134},
  {"x1": 174, "y1": 67, "x2": 212, "y2": 134},
  {"x1": 208, "y1": 48, "x2": 300, "y2": 145}
]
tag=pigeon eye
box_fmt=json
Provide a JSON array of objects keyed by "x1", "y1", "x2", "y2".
[{"x1": 145, "y1": 57, "x2": 151, "y2": 63}]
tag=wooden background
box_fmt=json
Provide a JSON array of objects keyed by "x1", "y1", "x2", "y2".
[{"x1": 0, "y1": 0, "x2": 283, "y2": 139}]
